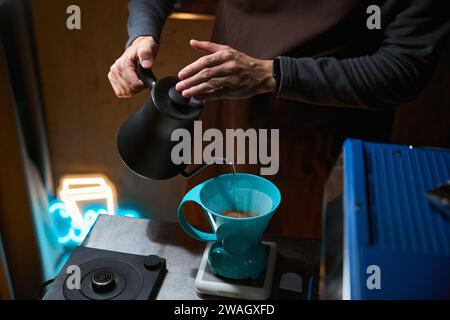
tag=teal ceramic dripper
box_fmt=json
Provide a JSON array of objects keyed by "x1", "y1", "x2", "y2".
[{"x1": 178, "y1": 173, "x2": 281, "y2": 279}]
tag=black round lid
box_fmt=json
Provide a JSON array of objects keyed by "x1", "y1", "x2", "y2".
[{"x1": 152, "y1": 76, "x2": 203, "y2": 120}]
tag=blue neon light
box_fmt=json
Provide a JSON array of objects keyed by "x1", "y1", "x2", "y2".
[{"x1": 49, "y1": 200, "x2": 140, "y2": 246}]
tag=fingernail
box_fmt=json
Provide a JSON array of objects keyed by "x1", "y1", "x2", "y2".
[
  {"x1": 176, "y1": 82, "x2": 184, "y2": 91},
  {"x1": 178, "y1": 70, "x2": 187, "y2": 79},
  {"x1": 141, "y1": 59, "x2": 152, "y2": 68},
  {"x1": 182, "y1": 90, "x2": 191, "y2": 97}
]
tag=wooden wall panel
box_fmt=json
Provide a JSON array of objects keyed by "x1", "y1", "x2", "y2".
[
  {"x1": 0, "y1": 40, "x2": 43, "y2": 299},
  {"x1": 392, "y1": 36, "x2": 450, "y2": 148},
  {"x1": 31, "y1": 0, "x2": 214, "y2": 221}
]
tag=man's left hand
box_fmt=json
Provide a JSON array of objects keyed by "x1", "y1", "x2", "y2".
[{"x1": 176, "y1": 40, "x2": 276, "y2": 101}]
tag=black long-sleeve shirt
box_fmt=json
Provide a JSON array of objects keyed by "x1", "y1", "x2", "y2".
[{"x1": 127, "y1": 0, "x2": 450, "y2": 109}]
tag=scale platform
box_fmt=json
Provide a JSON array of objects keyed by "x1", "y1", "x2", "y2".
[{"x1": 195, "y1": 242, "x2": 277, "y2": 300}]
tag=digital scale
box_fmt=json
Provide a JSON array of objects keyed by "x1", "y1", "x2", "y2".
[{"x1": 195, "y1": 242, "x2": 277, "y2": 300}]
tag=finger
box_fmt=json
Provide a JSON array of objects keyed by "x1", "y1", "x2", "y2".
[
  {"x1": 113, "y1": 59, "x2": 146, "y2": 95},
  {"x1": 195, "y1": 88, "x2": 229, "y2": 101},
  {"x1": 178, "y1": 50, "x2": 232, "y2": 80},
  {"x1": 137, "y1": 45, "x2": 154, "y2": 69},
  {"x1": 120, "y1": 63, "x2": 145, "y2": 92},
  {"x1": 110, "y1": 69, "x2": 135, "y2": 98},
  {"x1": 108, "y1": 71, "x2": 121, "y2": 96},
  {"x1": 190, "y1": 39, "x2": 229, "y2": 54},
  {"x1": 176, "y1": 63, "x2": 233, "y2": 91},
  {"x1": 182, "y1": 77, "x2": 229, "y2": 98},
  {"x1": 108, "y1": 71, "x2": 128, "y2": 98}
]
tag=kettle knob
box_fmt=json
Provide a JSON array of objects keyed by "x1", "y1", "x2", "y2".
[{"x1": 168, "y1": 86, "x2": 189, "y2": 105}]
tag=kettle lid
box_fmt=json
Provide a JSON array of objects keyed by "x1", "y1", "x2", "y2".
[
  {"x1": 137, "y1": 63, "x2": 203, "y2": 120},
  {"x1": 153, "y1": 76, "x2": 203, "y2": 120}
]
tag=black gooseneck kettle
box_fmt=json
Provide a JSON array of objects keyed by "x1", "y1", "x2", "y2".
[{"x1": 117, "y1": 63, "x2": 207, "y2": 180}]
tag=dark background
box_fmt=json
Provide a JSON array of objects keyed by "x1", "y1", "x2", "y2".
[{"x1": 0, "y1": 0, "x2": 449, "y2": 299}]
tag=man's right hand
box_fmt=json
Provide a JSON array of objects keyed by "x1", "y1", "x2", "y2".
[{"x1": 108, "y1": 36, "x2": 158, "y2": 98}]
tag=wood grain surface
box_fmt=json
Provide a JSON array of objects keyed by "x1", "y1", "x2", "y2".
[{"x1": 31, "y1": 0, "x2": 214, "y2": 222}]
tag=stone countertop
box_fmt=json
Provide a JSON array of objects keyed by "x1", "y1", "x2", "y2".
[{"x1": 82, "y1": 215, "x2": 320, "y2": 300}]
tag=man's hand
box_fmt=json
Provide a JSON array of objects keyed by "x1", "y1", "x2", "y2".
[
  {"x1": 176, "y1": 40, "x2": 276, "y2": 101},
  {"x1": 108, "y1": 36, "x2": 158, "y2": 98}
]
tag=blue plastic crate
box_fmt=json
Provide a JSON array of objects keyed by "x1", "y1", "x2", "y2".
[{"x1": 343, "y1": 139, "x2": 450, "y2": 299}]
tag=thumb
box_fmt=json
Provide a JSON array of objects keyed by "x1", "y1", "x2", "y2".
[
  {"x1": 190, "y1": 39, "x2": 228, "y2": 54},
  {"x1": 137, "y1": 46, "x2": 154, "y2": 69}
]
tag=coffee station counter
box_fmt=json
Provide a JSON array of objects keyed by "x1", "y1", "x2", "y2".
[{"x1": 81, "y1": 215, "x2": 320, "y2": 300}]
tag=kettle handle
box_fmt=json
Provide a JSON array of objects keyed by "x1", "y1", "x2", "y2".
[{"x1": 136, "y1": 61, "x2": 157, "y2": 89}]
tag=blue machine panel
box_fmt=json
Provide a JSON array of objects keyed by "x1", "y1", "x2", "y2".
[{"x1": 343, "y1": 139, "x2": 450, "y2": 299}]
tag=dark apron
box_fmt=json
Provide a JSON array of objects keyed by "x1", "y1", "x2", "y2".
[{"x1": 183, "y1": 0, "x2": 393, "y2": 239}]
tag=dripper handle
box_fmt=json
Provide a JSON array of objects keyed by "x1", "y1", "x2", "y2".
[
  {"x1": 136, "y1": 60, "x2": 157, "y2": 89},
  {"x1": 177, "y1": 183, "x2": 217, "y2": 242}
]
